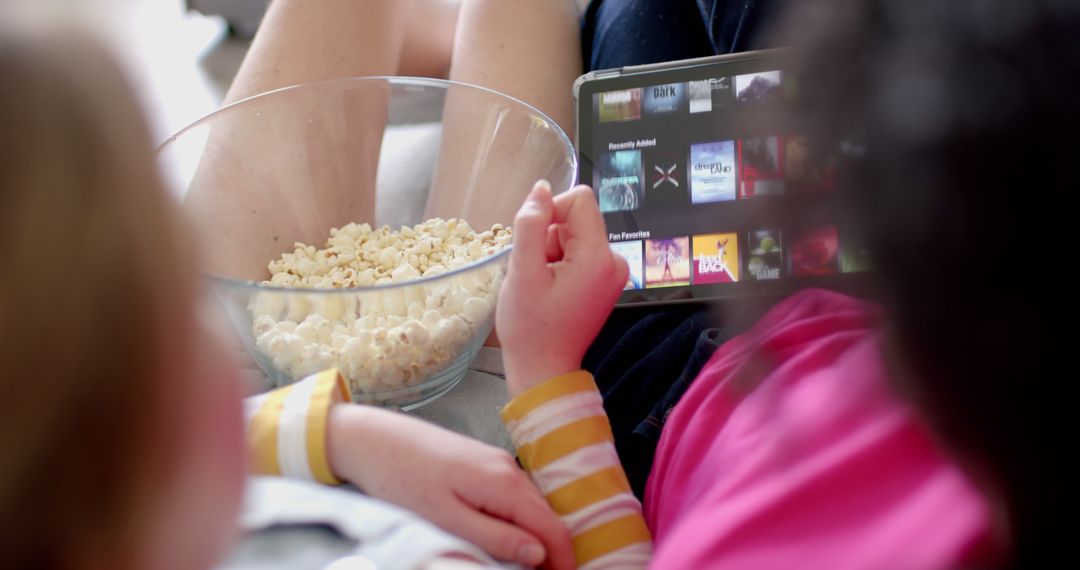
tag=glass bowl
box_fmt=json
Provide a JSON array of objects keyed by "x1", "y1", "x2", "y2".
[{"x1": 159, "y1": 77, "x2": 576, "y2": 409}]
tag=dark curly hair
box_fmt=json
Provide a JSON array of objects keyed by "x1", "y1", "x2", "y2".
[{"x1": 783, "y1": 0, "x2": 1076, "y2": 565}]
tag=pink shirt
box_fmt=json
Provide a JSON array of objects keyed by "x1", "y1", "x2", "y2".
[{"x1": 645, "y1": 290, "x2": 1000, "y2": 568}]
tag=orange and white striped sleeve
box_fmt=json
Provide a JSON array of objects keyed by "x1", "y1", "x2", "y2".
[
  {"x1": 244, "y1": 369, "x2": 351, "y2": 485},
  {"x1": 501, "y1": 371, "x2": 653, "y2": 569}
]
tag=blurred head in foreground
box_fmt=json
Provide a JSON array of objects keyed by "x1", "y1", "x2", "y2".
[
  {"x1": 783, "y1": 0, "x2": 1074, "y2": 564},
  {"x1": 0, "y1": 25, "x2": 246, "y2": 569}
]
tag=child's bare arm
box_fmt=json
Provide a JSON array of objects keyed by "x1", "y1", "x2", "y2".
[{"x1": 244, "y1": 370, "x2": 573, "y2": 569}]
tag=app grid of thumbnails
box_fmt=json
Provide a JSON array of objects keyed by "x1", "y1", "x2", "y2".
[
  {"x1": 594, "y1": 69, "x2": 791, "y2": 124},
  {"x1": 593, "y1": 70, "x2": 825, "y2": 213},
  {"x1": 592, "y1": 69, "x2": 871, "y2": 290},
  {"x1": 611, "y1": 227, "x2": 871, "y2": 292}
]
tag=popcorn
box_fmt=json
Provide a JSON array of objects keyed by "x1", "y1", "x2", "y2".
[
  {"x1": 249, "y1": 218, "x2": 511, "y2": 398},
  {"x1": 462, "y1": 297, "x2": 491, "y2": 325}
]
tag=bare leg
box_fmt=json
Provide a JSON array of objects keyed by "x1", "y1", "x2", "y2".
[
  {"x1": 426, "y1": 0, "x2": 582, "y2": 226},
  {"x1": 401, "y1": 0, "x2": 462, "y2": 79},
  {"x1": 186, "y1": 0, "x2": 581, "y2": 279},
  {"x1": 188, "y1": 1, "x2": 461, "y2": 280},
  {"x1": 448, "y1": 0, "x2": 581, "y2": 132},
  {"x1": 226, "y1": 0, "x2": 460, "y2": 103}
]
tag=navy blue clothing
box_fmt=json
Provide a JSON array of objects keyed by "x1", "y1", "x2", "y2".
[
  {"x1": 583, "y1": 305, "x2": 730, "y2": 498},
  {"x1": 582, "y1": 0, "x2": 782, "y2": 72}
]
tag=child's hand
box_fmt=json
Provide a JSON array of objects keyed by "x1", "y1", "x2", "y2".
[
  {"x1": 327, "y1": 404, "x2": 574, "y2": 570},
  {"x1": 497, "y1": 181, "x2": 628, "y2": 396}
]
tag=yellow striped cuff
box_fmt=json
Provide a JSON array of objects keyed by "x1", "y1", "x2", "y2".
[
  {"x1": 305, "y1": 369, "x2": 350, "y2": 484},
  {"x1": 500, "y1": 371, "x2": 598, "y2": 423},
  {"x1": 515, "y1": 414, "x2": 615, "y2": 472},
  {"x1": 546, "y1": 466, "x2": 634, "y2": 516},
  {"x1": 500, "y1": 370, "x2": 653, "y2": 568},
  {"x1": 247, "y1": 384, "x2": 293, "y2": 476},
  {"x1": 574, "y1": 513, "x2": 653, "y2": 566},
  {"x1": 245, "y1": 368, "x2": 352, "y2": 485}
]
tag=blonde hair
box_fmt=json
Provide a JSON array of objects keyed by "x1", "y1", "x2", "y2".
[{"x1": 0, "y1": 27, "x2": 195, "y2": 568}]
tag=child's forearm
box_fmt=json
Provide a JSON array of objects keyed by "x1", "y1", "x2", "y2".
[
  {"x1": 501, "y1": 371, "x2": 653, "y2": 569},
  {"x1": 248, "y1": 373, "x2": 575, "y2": 568}
]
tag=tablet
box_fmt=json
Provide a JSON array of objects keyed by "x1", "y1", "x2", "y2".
[{"x1": 574, "y1": 49, "x2": 872, "y2": 306}]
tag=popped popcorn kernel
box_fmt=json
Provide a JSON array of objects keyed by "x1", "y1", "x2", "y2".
[{"x1": 251, "y1": 218, "x2": 513, "y2": 398}]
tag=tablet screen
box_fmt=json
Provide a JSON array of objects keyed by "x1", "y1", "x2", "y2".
[{"x1": 576, "y1": 51, "x2": 871, "y2": 305}]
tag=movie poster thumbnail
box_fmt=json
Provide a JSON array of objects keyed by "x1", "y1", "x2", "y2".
[
  {"x1": 739, "y1": 136, "x2": 786, "y2": 198},
  {"x1": 785, "y1": 135, "x2": 838, "y2": 193},
  {"x1": 688, "y1": 76, "x2": 734, "y2": 114},
  {"x1": 789, "y1": 226, "x2": 839, "y2": 277},
  {"x1": 595, "y1": 150, "x2": 644, "y2": 213},
  {"x1": 610, "y1": 240, "x2": 645, "y2": 290},
  {"x1": 840, "y1": 231, "x2": 873, "y2": 273},
  {"x1": 690, "y1": 141, "x2": 738, "y2": 204},
  {"x1": 692, "y1": 233, "x2": 741, "y2": 284},
  {"x1": 597, "y1": 88, "x2": 643, "y2": 122},
  {"x1": 643, "y1": 82, "x2": 687, "y2": 115},
  {"x1": 747, "y1": 229, "x2": 783, "y2": 281},
  {"x1": 645, "y1": 237, "x2": 691, "y2": 288},
  {"x1": 735, "y1": 70, "x2": 783, "y2": 103}
]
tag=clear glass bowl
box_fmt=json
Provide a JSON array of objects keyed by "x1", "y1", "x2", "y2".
[{"x1": 159, "y1": 77, "x2": 577, "y2": 409}]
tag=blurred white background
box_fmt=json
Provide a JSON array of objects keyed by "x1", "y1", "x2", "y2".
[{"x1": 2, "y1": 0, "x2": 249, "y2": 142}]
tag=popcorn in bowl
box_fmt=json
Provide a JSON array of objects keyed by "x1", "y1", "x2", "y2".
[{"x1": 248, "y1": 218, "x2": 511, "y2": 397}]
